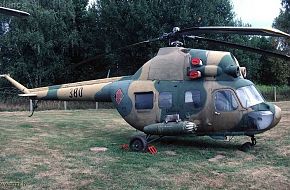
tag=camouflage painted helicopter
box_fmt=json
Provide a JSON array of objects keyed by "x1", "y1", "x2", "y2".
[{"x1": 1, "y1": 7, "x2": 290, "y2": 152}]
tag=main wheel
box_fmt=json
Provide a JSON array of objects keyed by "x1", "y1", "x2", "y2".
[
  {"x1": 240, "y1": 142, "x2": 252, "y2": 152},
  {"x1": 129, "y1": 136, "x2": 148, "y2": 152}
]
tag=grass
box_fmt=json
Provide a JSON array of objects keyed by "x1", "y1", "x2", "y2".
[{"x1": 0, "y1": 102, "x2": 290, "y2": 189}]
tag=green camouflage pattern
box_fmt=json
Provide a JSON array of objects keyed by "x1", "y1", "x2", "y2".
[{"x1": 1, "y1": 47, "x2": 282, "y2": 138}]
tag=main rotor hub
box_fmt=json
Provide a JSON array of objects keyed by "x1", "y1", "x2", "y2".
[
  {"x1": 172, "y1": 27, "x2": 181, "y2": 33},
  {"x1": 169, "y1": 27, "x2": 183, "y2": 47},
  {"x1": 170, "y1": 41, "x2": 183, "y2": 47}
]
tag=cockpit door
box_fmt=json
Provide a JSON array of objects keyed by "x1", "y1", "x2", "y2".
[{"x1": 211, "y1": 89, "x2": 243, "y2": 131}]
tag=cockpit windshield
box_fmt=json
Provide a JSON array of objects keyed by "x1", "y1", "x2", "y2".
[{"x1": 236, "y1": 85, "x2": 264, "y2": 108}]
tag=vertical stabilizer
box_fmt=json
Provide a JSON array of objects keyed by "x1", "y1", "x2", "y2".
[{"x1": 0, "y1": 74, "x2": 30, "y2": 94}]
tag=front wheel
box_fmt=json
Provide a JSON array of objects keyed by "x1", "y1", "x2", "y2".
[
  {"x1": 240, "y1": 142, "x2": 252, "y2": 152},
  {"x1": 129, "y1": 136, "x2": 148, "y2": 152}
]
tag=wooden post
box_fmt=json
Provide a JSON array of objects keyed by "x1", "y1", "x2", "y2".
[
  {"x1": 64, "y1": 101, "x2": 67, "y2": 110},
  {"x1": 96, "y1": 102, "x2": 99, "y2": 110},
  {"x1": 30, "y1": 99, "x2": 33, "y2": 112},
  {"x1": 274, "y1": 87, "x2": 277, "y2": 102}
]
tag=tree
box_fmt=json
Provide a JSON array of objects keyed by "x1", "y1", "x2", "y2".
[
  {"x1": 1, "y1": 0, "x2": 287, "y2": 86},
  {"x1": 271, "y1": 0, "x2": 290, "y2": 85},
  {"x1": 273, "y1": 0, "x2": 290, "y2": 55},
  {"x1": 0, "y1": 0, "x2": 92, "y2": 87},
  {"x1": 89, "y1": 0, "x2": 236, "y2": 76}
]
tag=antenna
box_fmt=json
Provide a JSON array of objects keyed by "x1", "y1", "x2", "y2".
[{"x1": 107, "y1": 69, "x2": 111, "y2": 78}]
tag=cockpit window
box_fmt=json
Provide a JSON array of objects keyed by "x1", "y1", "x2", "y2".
[
  {"x1": 236, "y1": 85, "x2": 264, "y2": 108},
  {"x1": 214, "y1": 90, "x2": 238, "y2": 112}
]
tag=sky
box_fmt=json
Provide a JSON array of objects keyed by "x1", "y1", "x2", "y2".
[{"x1": 231, "y1": 0, "x2": 282, "y2": 27}]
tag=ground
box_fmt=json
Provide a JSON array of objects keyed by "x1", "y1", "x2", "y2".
[{"x1": 0, "y1": 102, "x2": 289, "y2": 190}]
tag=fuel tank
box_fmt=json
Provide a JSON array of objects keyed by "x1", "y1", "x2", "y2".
[{"x1": 143, "y1": 121, "x2": 197, "y2": 136}]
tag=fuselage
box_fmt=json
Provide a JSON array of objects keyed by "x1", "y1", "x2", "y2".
[
  {"x1": 108, "y1": 47, "x2": 281, "y2": 136},
  {"x1": 110, "y1": 78, "x2": 281, "y2": 136}
]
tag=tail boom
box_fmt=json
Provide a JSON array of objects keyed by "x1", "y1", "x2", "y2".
[
  {"x1": 28, "y1": 77, "x2": 124, "y2": 101},
  {"x1": 31, "y1": 81, "x2": 113, "y2": 102},
  {"x1": 1, "y1": 75, "x2": 124, "y2": 102}
]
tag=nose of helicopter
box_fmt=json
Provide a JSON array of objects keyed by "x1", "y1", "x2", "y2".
[
  {"x1": 271, "y1": 105, "x2": 282, "y2": 127},
  {"x1": 247, "y1": 103, "x2": 282, "y2": 131}
]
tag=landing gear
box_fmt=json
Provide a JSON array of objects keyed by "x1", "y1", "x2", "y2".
[
  {"x1": 29, "y1": 99, "x2": 40, "y2": 117},
  {"x1": 240, "y1": 142, "x2": 252, "y2": 152},
  {"x1": 251, "y1": 136, "x2": 257, "y2": 146},
  {"x1": 129, "y1": 136, "x2": 148, "y2": 152},
  {"x1": 129, "y1": 134, "x2": 163, "y2": 152},
  {"x1": 240, "y1": 135, "x2": 256, "y2": 152}
]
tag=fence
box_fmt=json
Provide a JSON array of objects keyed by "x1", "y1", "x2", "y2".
[
  {"x1": 0, "y1": 99, "x2": 115, "y2": 112},
  {"x1": 0, "y1": 85, "x2": 289, "y2": 112},
  {"x1": 256, "y1": 85, "x2": 290, "y2": 102}
]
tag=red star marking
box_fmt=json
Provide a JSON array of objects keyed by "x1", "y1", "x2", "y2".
[{"x1": 115, "y1": 89, "x2": 124, "y2": 105}]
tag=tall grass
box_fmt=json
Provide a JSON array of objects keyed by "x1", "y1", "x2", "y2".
[{"x1": 256, "y1": 85, "x2": 290, "y2": 101}]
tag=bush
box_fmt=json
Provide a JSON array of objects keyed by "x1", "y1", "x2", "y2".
[{"x1": 256, "y1": 85, "x2": 290, "y2": 101}]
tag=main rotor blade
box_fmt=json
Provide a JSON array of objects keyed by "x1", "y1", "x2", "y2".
[
  {"x1": 0, "y1": 7, "x2": 30, "y2": 17},
  {"x1": 186, "y1": 35, "x2": 290, "y2": 60},
  {"x1": 179, "y1": 27, "x2": 290, "y2": 38},
  {"x1": 73, "y1": 37, "x2": 162, "y2": 68},
  {"x1": 74, "y1": 26, "x2": 290, "y2": 68}
]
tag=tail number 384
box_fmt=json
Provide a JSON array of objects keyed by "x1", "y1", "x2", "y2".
[{"x1": 69, "y1": 87, "x2": 84, "y2": 98}]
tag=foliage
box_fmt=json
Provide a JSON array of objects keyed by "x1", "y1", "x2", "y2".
[
  {"x1": 93, "y1": 0, "x2": 236, "y2": 76},
  {"x1": 0, "y1": 0, "x2": 92, "y2": 87},
  {"x1": 273, "y1": 0, "x2": 290, "y2": 55},
  {"x1": 0, "y1": 0, "x2": 289, "y2": 86}
]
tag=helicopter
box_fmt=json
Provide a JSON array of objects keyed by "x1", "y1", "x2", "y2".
[{"x1": 1, "y1": 7, "x2": 290, "y2": 152}]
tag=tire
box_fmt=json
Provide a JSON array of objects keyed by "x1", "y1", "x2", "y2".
[
  {"x1": 240, "y1": 142, "x2": 252, "y2": 152},
  {"x1": 129, "y1": 136, "x2": 148, "y2": 152}
]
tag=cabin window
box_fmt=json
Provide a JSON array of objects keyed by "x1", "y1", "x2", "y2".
[
  {"x1": 135, "y1": 92, "x2": 154, "y2": 109},
  {"x1": 214, "y1": 90, "x2": 238, "y2": 112},
  {"x1": 185, "y1": 90, "x2": 201, "y2": 108},
  {"x1": 159, "y1": 92, "x2": 172, "y2": 108}
]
